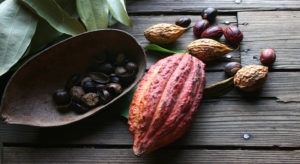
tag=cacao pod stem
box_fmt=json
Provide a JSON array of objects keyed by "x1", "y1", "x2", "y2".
[{"x1": 204, "y1": 77, "x2": 234, "y2": 98}]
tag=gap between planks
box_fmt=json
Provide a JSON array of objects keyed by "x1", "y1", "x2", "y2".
[{"x1": 3, "y1": 147, "x2": 300, "y2": 164}]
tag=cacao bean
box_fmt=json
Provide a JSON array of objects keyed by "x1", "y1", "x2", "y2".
[
  {"x1": 193, "y1": 20, "x2": 209, "y2": 37},
  {"x1": 201, "y1": 8, "x2": 218, "y2": 22},
  {"x1": 260, "y1": 48, "x2": 276, "y2": 66},
  {"x1": 186, "y1": 38, "x2": 232, "y2": 61},
  {"x1": 144, "y1": 23, "x2": 186, "y2": 44},
  {"x1": 128, "y1": 53, "x2": 206, "y2": 156},
  {"x1": 224, "y1": 26, "x2": 243, "y2": 44},
  {"x1": 175, "y1": 17, "x2": 191, "y2": 27},
  {"x1": 201, "y1": 26, "x2": 223, "y2": 40}
]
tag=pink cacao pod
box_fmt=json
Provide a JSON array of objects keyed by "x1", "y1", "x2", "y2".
[
  {"x1": 201, "y1": 26, "x2": 223, "y2": 40},
  {"x1": 128, "y1": 53, "x2": 206, "y2": 156},
  {"x1": 224, "y1": 26, "x2": 243, "y2": 44},
  {"x1": 193, "y1": 20, "x2": 209, "y2": 37}
]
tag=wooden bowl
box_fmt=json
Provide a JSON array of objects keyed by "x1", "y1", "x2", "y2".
[{"x1": 0, "y1": 29, "x2": 146, "y2": 127}]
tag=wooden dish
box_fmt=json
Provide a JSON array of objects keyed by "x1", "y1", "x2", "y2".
[{"x1": 0, "y1": 29, "x2": 146, "y2": 127}]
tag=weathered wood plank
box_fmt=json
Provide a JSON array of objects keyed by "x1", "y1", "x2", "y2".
[
  {"x1": 126, "y1": 0, "x2": 300, "y2": 13},
  {"x1": 239, "y1": 11, "x2": 300, "y2": 69},
  {"x1": 4, "y1": 147, "x2": 300, "y2": 164},
  {"x1": 113, "y1": 15, "x2": 239, "y2": 70},
  {"x1": 2, "y1": 97, "x2": 300, "y2": 147}
]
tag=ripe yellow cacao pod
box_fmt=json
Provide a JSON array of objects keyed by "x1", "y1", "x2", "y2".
[
  {"x1": 144, "y1": 23, "x2": 186, "y2": 44},
  {"x1": 186, "y1": 38, "x2": 232, "y2": 61},
  {"x1": 128, "y1": 53, "x2": 206, "y2": 156}
]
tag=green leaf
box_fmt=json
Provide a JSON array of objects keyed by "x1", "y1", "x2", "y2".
[
  {"x1": 106, "y1": 0, "x2": 132, "y2": 27},
  {"x1": 144, "y1": 44, "x2": 185, "y2": 54},
  {"x1": 29, "y1": 19, "x2": 62, "y2": 54},
  {"x1": 21, "y1": 0, "x2": 86, "y2": 36},
  {"x1": 76, "y1": 0, "x2": 109, "y2": 30},
  {"x1": 119, "y1": 86, "x2": 137, "y2": 119},
  {"x1": 56, "y1": 0, "x2": 77, "y2": 17},
  {"x1": 0, "y1": 0, "x2": 38, "y2": 76}
]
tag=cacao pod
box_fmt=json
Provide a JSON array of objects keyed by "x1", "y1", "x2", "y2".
[
  {"x1": 128, "y1": 53, "x2": 206, "y2": 156},
  {"x1": 201, "y1": 26, "x2": 223, "y2": 40},
  {"x1": 144, "y1": 23, "x2": 186, "y2": 44},
  {"x1": 186, "y1": 38, "x2": 232, "y2": 61},
  {"x1": 224, "y1": 26, "x2": 243, "y2": 44},
  {"x1": 193, "y1": 20, "x2": 209, "y2": 37},
  {"x1": 234, "y1": 65, "x2": 268, "y2": 92}
]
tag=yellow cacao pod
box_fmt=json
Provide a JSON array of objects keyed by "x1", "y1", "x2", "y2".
[
  {"x1": 234, "y1": 65, "x2": 268, "y2": 92},
  {"x1": 144, "y1": 23, "x2": 186, "y2": 44},
  {"x1": 186, "y1": 38, "x2": 232, "y2": 61}
]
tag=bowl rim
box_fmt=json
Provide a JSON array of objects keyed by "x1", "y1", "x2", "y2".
[{"x1": 0, "y1": 29, "x2": 146, "y2": 127}]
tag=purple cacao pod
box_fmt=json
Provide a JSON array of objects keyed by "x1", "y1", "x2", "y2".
[
  {"x1": 201, "y1": 26, "x2": 223, "y2": 40},
  {"x1": 193, "y1": 20, "x2": 209, "y2": 37},
  {"x1": 224, "y1": 26, "x2": 243, "y2": 44}
]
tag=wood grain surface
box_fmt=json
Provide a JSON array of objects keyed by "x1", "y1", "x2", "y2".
[
  {"x1": 4, "y1": 147, "x2": 300, "y2": 164},
  {"x1": 126, "y1": 0, "x2": 300, "y2": 13},
  {"x1": 1, "y1": 98, "x2": 300, "y2": 148},
  {"x1": 239, "y1": 11, "x2": 300, "y2": 69}
]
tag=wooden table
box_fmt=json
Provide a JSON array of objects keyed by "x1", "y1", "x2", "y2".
[{"x1": 2, "y1": 0, "x2": 300, "y2": 163}]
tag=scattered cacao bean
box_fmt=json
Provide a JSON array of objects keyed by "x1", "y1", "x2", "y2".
[
  {"x1": 224, "y1": 26, "x2": 243, "y2": 44},
  {"x1": 193, "y1": 20, "x2": 209, "y2": 37},
  {"x1": 201, "y1": 26, "x2": 223, "y2": 40},
  {"x1": 224, "y1": 62, "x2": 242, "y2": 76},
  {"x1": 201, "y1": 8, "x2": 218, "y2": 22},
  {"x1": 260, "y1": 48, "x2": 276, "y2": 66},
  {"x1": 175, "y1": 17, "x2": 191, "y2": 27}
]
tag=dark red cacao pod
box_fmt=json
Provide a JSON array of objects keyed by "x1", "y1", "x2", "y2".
[
  {"x1": 201, "y1": 26, "x2": 223, "y2": 40},
  {"x1": 128, "y1": 53, "x2": 206, "y2": 156},
  {"x1": 193, "y1": 20, "x2": 209, "y2": 37},
  {"x1": 224, "y1": 26, "x2": 243, "y2": 44}
]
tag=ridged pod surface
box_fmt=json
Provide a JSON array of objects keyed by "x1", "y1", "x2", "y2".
[
  {"x1": 128, "y1": 53, "x2": 206, "y2": 156},
  {"x1": 234, "y1": 65, "x2": 268, "y2": 92},
  {"x1": 186, "y1": 38, "x2": 232, "y2": 62},
  {"x1": 144, "y1": 23, "x2": 186, "y2": 44}
]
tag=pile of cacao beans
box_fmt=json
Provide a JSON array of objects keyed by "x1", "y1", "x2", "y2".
[{"x1": 129, "y1": 7, "x2": 277, "y2": 156}]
